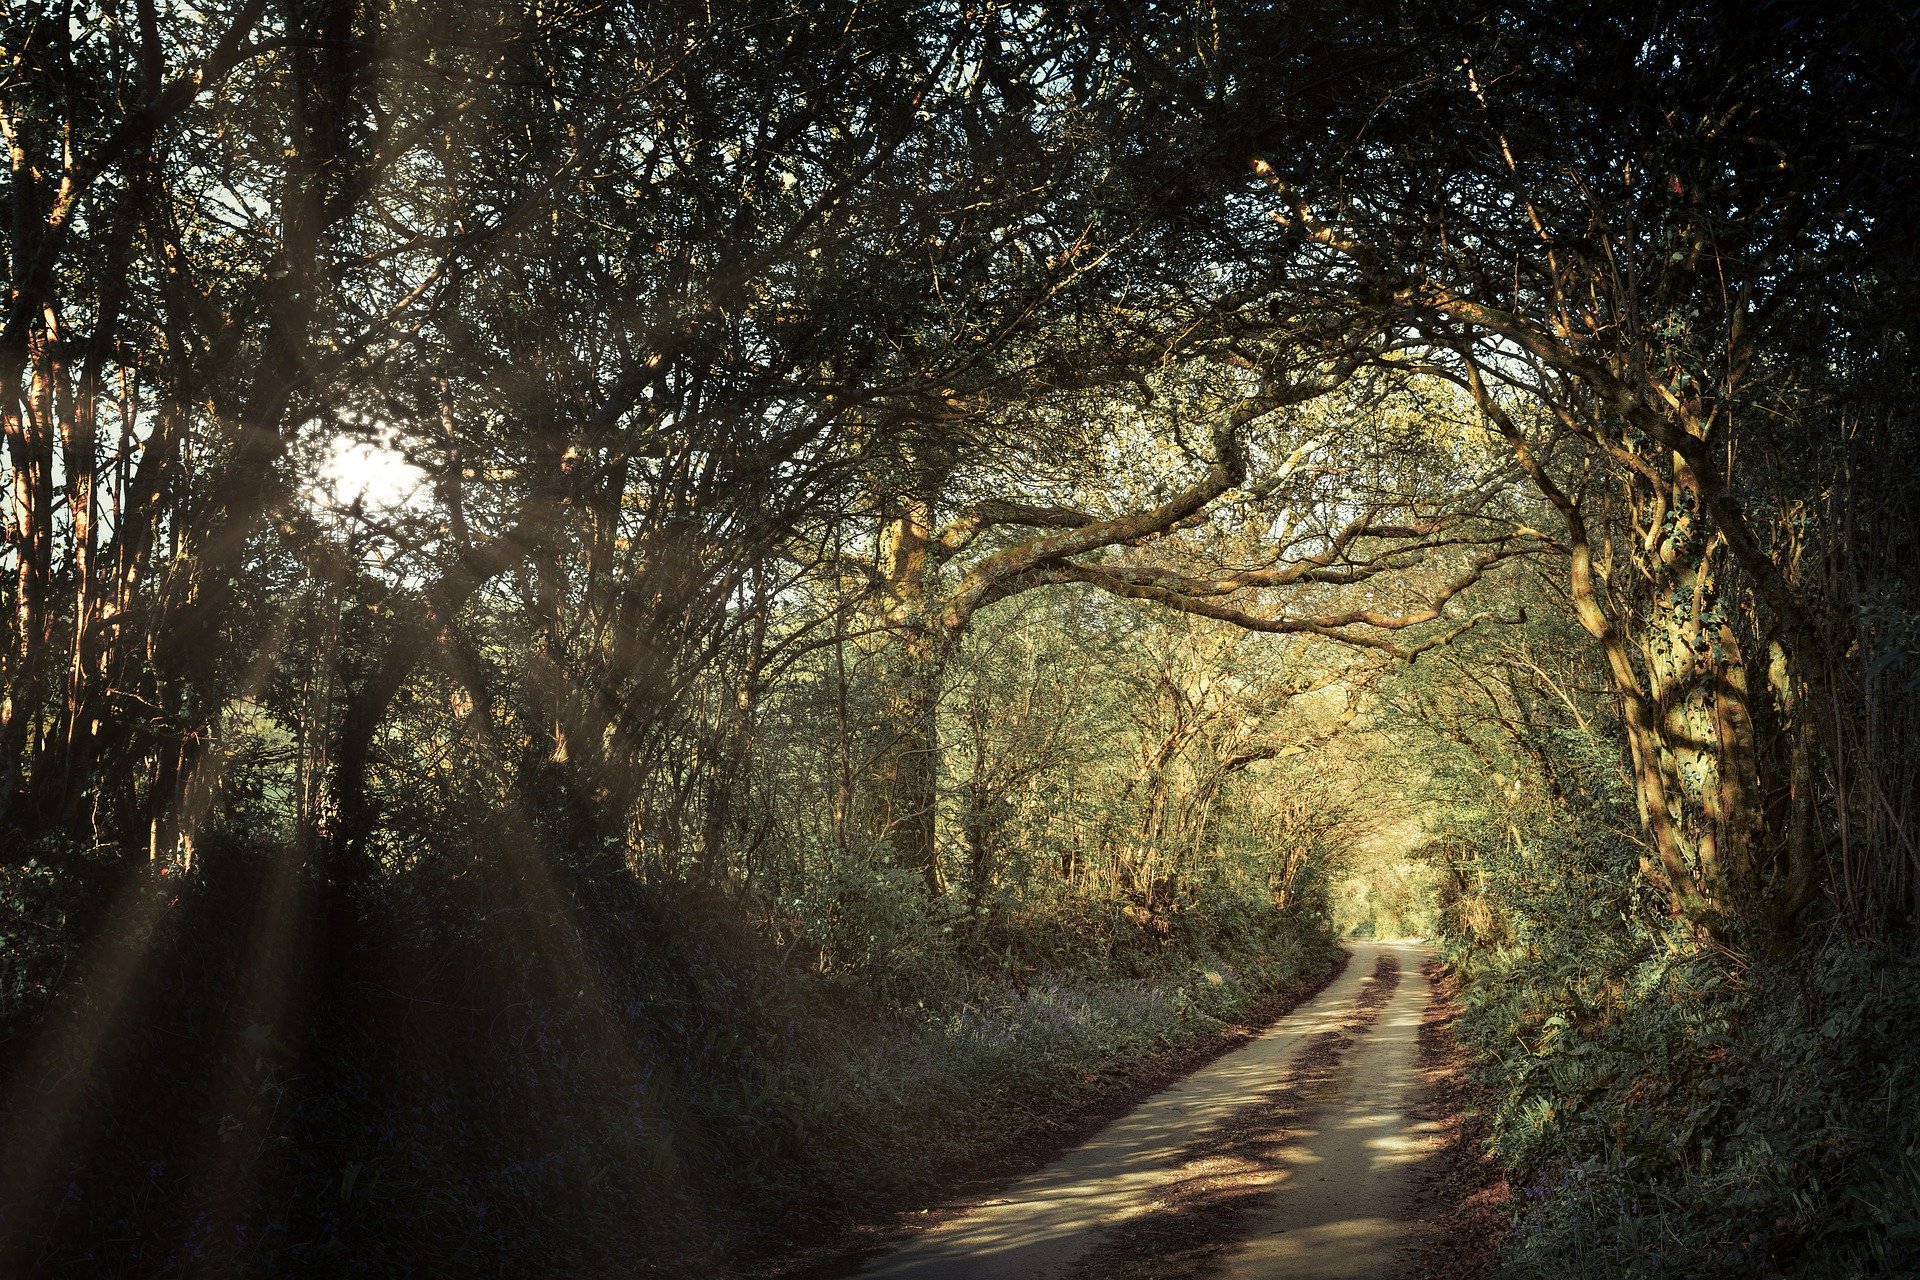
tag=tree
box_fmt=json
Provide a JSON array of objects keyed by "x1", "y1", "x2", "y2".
[
  {"x1": 1106, "y1": 0, "x2": 1920, "y2": 938},
  {"x1": 838, "y1": 353, "x2": 1531, "y2": 891}
]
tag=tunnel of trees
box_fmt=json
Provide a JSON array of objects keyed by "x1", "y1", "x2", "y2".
[{"x1": 0, "y1": 0, "x2": 1915, "y2": 1275}]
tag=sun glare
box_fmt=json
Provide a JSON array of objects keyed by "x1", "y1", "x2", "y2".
[{"x1": 311, "y1": 429, "x2": 428, "y2": 516}]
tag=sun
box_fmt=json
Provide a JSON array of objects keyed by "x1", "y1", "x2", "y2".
[{"x1": 310, "y1": 426, "x2": 428, "y2": 516}]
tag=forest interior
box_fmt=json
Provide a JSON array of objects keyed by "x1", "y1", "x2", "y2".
[{"x1": 1, "y1": 0, "x2": 1917, "y2": 1276}]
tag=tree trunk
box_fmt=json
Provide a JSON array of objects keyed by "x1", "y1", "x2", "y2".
[
  {"x1": 872, "y1": 471, "x2": 946, "y2": 892},
  {"x1": 875, "y1": 625, "x2": 943, "y2": 892}
]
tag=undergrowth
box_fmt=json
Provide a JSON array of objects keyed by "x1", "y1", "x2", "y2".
[
  {"x1": 0, "y1": 837, "x2": 1338, "y2": 1277},
  {"x1": 1437, "y1": 813, "x2": 1920, "y2": 1279}
]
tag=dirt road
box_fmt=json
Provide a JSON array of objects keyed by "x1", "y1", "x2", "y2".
[{"x1": 857, "y1": 941, "x2": 1437, "y2": 1280}]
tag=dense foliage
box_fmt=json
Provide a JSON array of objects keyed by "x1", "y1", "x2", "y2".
[{"x1": 1391, "y1": 589, "x2": 1920, "y2": 1276}]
